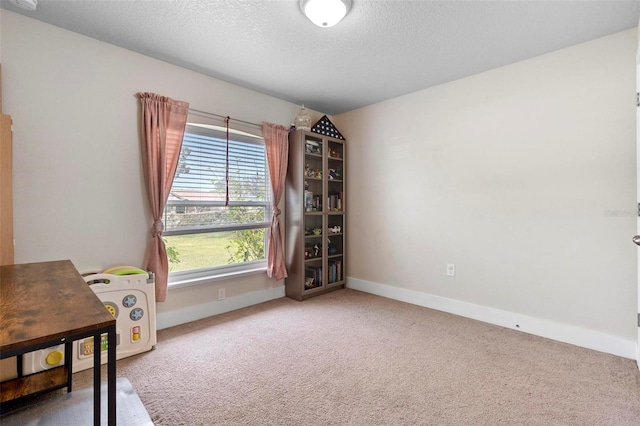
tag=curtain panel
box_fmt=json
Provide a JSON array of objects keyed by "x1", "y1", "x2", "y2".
[
  {"x1": 262, "y1": 122, "x2": 289, "y2": 281},
  {"x1": 138, "y1": 92, "x2": 189, "y2": 302}
]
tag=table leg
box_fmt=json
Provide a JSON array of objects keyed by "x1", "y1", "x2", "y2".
[
  {"x1": 107, "y1": 326, "x2": 116, "y2": 426},
  {"x1": 93, "y1": 332, "x2": 101, "y2": 426},
  {"x1": 65, "y1": 340, "x2": 73, "y2": 393}
]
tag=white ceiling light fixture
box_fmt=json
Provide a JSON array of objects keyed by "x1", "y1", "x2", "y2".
[
  {"x1": 300, "y1": 0, "x2": 352, "y2": 28},
  {"x1": 8, "y1": 0, "x2": 38, "y2": 11}
]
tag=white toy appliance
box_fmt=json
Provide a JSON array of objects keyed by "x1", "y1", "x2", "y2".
[{"x1": 22, "y1": 269, "x2": 157, "y2": 375}]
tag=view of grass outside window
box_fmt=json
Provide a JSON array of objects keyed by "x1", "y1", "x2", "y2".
[{"x1": 163, "y1": 120, "x2": 270, "y2": 276}]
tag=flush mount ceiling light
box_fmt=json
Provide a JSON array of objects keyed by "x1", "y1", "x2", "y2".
[
  {"x1": 300, "y1": 0, "x2": 352, "y2": 28},
  {"x1": 8, "y1": 0, "x2": 38, "y2": 11}
]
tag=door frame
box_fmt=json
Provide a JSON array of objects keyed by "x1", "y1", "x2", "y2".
[{"x1": 636, "y1": 17, "x2": 640, "y2": 369}]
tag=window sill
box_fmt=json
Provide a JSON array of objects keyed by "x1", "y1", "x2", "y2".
[{"x1": 168, "y1": 266, "x2": 267, "y2": 290}]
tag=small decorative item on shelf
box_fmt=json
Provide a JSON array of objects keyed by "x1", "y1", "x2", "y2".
[
  {"x1": 328, "y1": 225, "x2": 341, "y2": 234},
  {"x1": 311, "y1": 115, "x2": 345, "y2": 140},
  {"x1": 295, "y1": 105, "x2": 311, "y2": 131},
  {"x1": 328, "y1": 148, "x2": 341, "y2": 159},
  {"x1": 304, "y1": 190, "x2": 313, "y2": 211},
  {"x1": 305, "y1": 140, "x2": 321, "y2": 155},
  {"x1": 335, "y1": 167, "x2": 343, "y2": 180},
  {"x1": 313, "y1": 227, "x2": 322, "y2": 236},
  {"x1": 328, "y1": 169, "x2": 336, "y2": 180},
  {"x1": 305, "y1": 243, "x2": 323, "y2": 258},
  {"x1": 305, "y1": 244, "x2": 313, "y2": 258},
  {"x1": 305, "y1": 277, "x2": 315, "y2": 290},
  {"x1": 327, "y1": 238, "x2": 338, "y2": 255},
  {"x1": 304, "y1": 165, "x2": 322, "y2": 179}
]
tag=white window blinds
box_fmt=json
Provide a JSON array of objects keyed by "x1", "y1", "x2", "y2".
[{"x1": 164, "y1": 121, "x2": 271, "y2": 235}]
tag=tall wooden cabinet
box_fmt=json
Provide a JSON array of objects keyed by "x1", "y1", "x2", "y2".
[
  {"x1": 0, "y1": 114, "x2": 13, "y2": 266},
  {"x1": 285, "y1": 130, "x2": 345, "y2": 300},
  {"x1": 0, "y1": 64, "x2": 17, "y2": 385},
  {"x1": 0, "y1": 64, "x2": 14, "y2": 266}
]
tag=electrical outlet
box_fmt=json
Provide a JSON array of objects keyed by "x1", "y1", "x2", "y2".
[
  {"x1": 446, "y1": 264, "x2": 456, "y2": 277},
  {"x1": 218, "y1": 288, "x2": 226, "y2": 300}
]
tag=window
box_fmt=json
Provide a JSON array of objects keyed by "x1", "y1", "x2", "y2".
[{"x1": 163, "y1": 117, "x2": 271, "y2": 284}]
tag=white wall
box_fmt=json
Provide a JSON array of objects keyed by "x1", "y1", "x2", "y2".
[
  {"x1": 0, "y1": 10, "x2": 322, "y2": 327},
  {"x1": 335, "y1": 29, "x2": 638, "y2": 358},
  {"x1": 0, "y1": 9, "x2": 3, "y2": 63}
]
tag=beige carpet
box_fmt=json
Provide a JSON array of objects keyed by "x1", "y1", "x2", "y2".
[{"x1": 10, "y1": 289, "x2": 640, "y2": 424}]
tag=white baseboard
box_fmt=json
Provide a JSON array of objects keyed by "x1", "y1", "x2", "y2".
[
  {"x1": 347, "y1": 277, "x2": 637, "y2": 360},
  {"x1": 156, "y1": 285, "x2": 286, "y2": 330}
]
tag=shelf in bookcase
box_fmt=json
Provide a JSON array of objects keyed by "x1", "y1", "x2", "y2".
[
  {"x1": 304, "y1": 234, "x2": 323, "y2": 239},
  {"x1": 327, "y1": 280, "x2": 345, "y2": 287},
  {"x1": 328, "y1": 254, "x2": 343, "y2": 259},
  {"x1": 304, "y1": 257, "x2": 322, "y2": 263},
  {"x1": 304, "y1": 211, "x2": 323, "y2": 215},
  {"x1": 305, "y1": 153, "x2": 322, "y2": 159},
  {"x1": 326, "y1": 232, "x2": 343, "y2": 236},
  {"x1": 305, "y1": 177, "x2": 322, "y2": 181},
  {"x1": 328, "y1": 156, "x2": 343, "y2": 161},
  {"x1": 327, "y1": 211, "x2": 344, "y2": 215},
  {"x1": 327, "y1": 179, "x2": 343, "y2": 183}
]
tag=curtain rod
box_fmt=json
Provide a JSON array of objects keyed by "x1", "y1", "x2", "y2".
[{"x1": 188, "y1": 108, "x2": 262, "y2": 128}]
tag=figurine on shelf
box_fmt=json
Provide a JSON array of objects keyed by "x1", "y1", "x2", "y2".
[
  {"x1": 304, "y1": 244, "x2": 313, "y2": 259},
  {"x1": 305, "y1": 277, "x2": 315, "y2": 290},
  {"x1": 313, "y1": 227, "x2": 322, "y2": 236},
  {"x1": 305, "y1": 140, "x2": 321, "y2": 155},
  {"x1": 328, "y1": 225, "x2": 341, "y2": 234},
  {"x1": 327, "y1": 238, "x2": 338, "y2": 255},
  {"x1": 315, "y1": 169, "x2": 322, "y2": 179},
  {"x1": 328, "y1": 169, "x2": 336, "y2": 180},
  {"x1": 313, "y1": 244, "x2": 321, "y2": 257},
  {"x1": 305, "y1": 164, "x2": 312, "y2": 178}
]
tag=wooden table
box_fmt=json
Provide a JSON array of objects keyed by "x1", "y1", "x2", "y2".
[{"x1": 0, "y1": 260, "x2": 117, "y2": 425}]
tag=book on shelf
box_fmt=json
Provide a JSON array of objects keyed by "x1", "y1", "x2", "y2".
[
  {"x1": 328, "y1": 260, "x2": 342, "y2": 283},
  {"x1": 327, "y1": 192, "x2": 344, "y2": 212}
]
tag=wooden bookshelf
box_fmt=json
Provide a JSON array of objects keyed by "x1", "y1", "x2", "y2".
[{"x1": 285, "y1": 130, "x2": 345, "y2": 300}]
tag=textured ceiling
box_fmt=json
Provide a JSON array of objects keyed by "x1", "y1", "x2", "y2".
[{"x1": 2, "y1": 0, "x2": 639, "y2": 115}]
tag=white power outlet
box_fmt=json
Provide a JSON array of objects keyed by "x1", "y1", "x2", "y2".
[
  {"x1": 446, "y1": 264, "x2": 456, "y2": 277},
  {"x1": 218, "y1": 287, "x2": 226, "y2": 300}
]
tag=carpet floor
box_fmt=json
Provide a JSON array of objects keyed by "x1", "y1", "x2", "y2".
[{"x1": 6, "y1": 289, "x2": 640, "y2": 425}]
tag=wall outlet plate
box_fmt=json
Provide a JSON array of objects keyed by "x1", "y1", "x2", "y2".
[{"x1": 446, "y1": 264, "x2": 456, "y2": 277}]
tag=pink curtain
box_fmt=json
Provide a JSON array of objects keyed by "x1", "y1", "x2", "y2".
[
  {"x1": 138, "y1": 92, "x2": 189, "y2": 302},
  {"x1": 262, "y1": 122, "x2": 289, "y2": 281}
]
